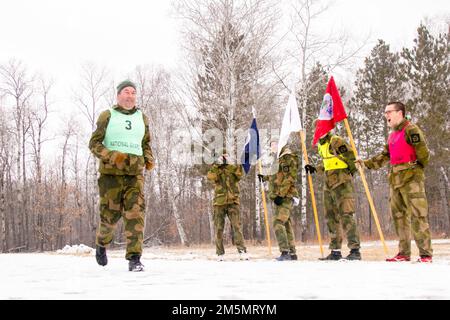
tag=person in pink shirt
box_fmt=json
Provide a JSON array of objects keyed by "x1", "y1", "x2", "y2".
[{"x1": 356, "y1": 102, "x2": 433, "y2": 263}]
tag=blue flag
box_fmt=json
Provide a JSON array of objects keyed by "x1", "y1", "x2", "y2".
[{"x1": 241, "y1": 116, "x2": 260, "y2": 174}]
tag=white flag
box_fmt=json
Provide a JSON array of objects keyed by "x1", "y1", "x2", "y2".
[{"x1": 277, "y1": 91, "x2": 302, "y2": 157}]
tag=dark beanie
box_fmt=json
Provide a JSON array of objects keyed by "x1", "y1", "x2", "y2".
[{"x1": 117, "y1": 80, "x2": 136, "y2": 94}]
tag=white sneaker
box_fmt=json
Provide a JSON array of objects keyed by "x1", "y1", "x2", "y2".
[
  {"x1": 239, "y1": 252, "x2": 249, "y2": 261},
  {"x1": 217, "y1": 255, "x2": 225, "y2": 262}
]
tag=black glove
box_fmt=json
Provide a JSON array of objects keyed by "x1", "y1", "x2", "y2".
[
  {"x1": 257, "y1": 174, "x2": 265, "y2": 182},
  {"x1": 274, "y1": 196, "x2": 284, "y2": 206},
  {"x1": 304, "y1": 164, "x2": 317, "y2": 174}
]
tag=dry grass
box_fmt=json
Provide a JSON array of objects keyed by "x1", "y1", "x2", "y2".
[
  {"x1": 139, "y1": 238, "x2": 450, "y2": 261},
  {"x1": 49, "y1": 238, "x2": 450, "y2": 262}
]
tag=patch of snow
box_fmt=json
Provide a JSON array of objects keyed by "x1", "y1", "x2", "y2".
[{"x1": 56, "y1": 244, "x2": 94, "y2": 255}]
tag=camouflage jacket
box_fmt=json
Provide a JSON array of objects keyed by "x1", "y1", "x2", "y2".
[
  {"x1": 267, "y1": 147, "x2": 299, "y2": 200},
  {"x1": 89, "y1": 105, "x2": 154, "y2": 176},
  {"x1": 363, "y1": 119, "x2": 429, "y2": 189},
  {"x1": 207, "y1": 164, "x2": 243, "y2": 206},
  {"x1": 317, "y1": 134, "x2": 357, "y2": 190}
]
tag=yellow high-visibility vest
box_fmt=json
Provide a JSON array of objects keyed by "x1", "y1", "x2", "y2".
[{"x1": 318, "y1": 138, "x2": 348, "y2": 171}]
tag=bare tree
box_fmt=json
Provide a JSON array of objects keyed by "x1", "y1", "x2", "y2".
[
  {"x1": 68, "y1": 125, "x2": 84, "y2": 245},
  {"x1": 286, "y1": 0, "x2": 367, "y2": 240},
  {"x1": 56, "y1": 122, "x2": 76, "y2": 248},
  {"x1": 75, "y1": 62, "x2": 111, "y2": 131},
  {"x1": 0, "y1": 59, "x2": 34, "y2": 249},
  {"x1": 0, "y1": 102, "x2": 12, "y2": 252},
  {"x1": 173, "y1": 0, "x2": 284, "y2": 244},
  {"x1": 74, "y1": 62, "x2": 111, "y2": 245},
  {"x1": 28, "y1": 76, "x2": 53, "y2": 250},
  {"x1": 174, "y1": 0, "x2": 282, "y2": 146},
  {"x1": 134, "y1": 65, "x2": 191, "y2": 245}
]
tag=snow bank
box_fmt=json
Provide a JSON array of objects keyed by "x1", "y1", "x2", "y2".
[{"x1": 56, "y1": 244, "x2": 94, "y2": 255}]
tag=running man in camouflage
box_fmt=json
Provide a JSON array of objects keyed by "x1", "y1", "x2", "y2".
[
  {"x1": 356, "y1": 102, "x2": 433, "y2": 263},
  {"x1": 306, "y1": 131, "x2": 361, "y2": 261},
  {"x1": 89, "y1": 80, "x2": 155, "y2": 271},
  {"x1": 207, "y1": 151, "x2": 248, "y2": 261}
]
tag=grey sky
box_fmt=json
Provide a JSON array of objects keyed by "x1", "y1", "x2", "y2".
[
  {"x1": 330, "y1": 0, "x2": 448, "y2": 49},
  {"x1": 1, "y1": 0, "x2": 178, "y2": 90},
  {"x1": 0, "y1": 0, "x2": 447, "y2": 162},
  {"x1": 1, "y1": 0, "x2": 448, "y2": 88}
]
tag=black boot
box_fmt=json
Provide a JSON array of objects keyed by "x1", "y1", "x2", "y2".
[
  {"x1": 276, "y1": 251, "x2": 292, "y2": 261},
  {"x1": 289, "y1": 250, "x2": 298, "y2": 260},
  {"x1": 319, "y1": 250, "x2": 342, "y2": 261},
  {"x1": 128, "y1": 255, "x2": 145, "y2": 272},
  {"x1": 96, "y1": 245, "x2": 107, "y2": 266},
  {"x1": 345, "y1": 249, "x2": 361, "y2": 261}
]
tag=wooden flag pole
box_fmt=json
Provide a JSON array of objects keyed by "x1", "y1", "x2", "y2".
[
  {"x1": 258, "y1": 160, "x2": 272, "y2": 256},
  {"x1": 299, "y1": 131, "x2": 324, "y2": 257},
  {"x1": 343, "y1": 119, "x2": 389, "y2": 256}
]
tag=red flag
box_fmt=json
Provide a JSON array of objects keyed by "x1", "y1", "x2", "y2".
[{"x1": 312, "y1": 76, "x2": 347, "y2": 146}]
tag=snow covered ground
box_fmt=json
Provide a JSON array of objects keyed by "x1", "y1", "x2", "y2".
[{"x1": 1, "y1": 240, "x2": 450, "y2": 300}]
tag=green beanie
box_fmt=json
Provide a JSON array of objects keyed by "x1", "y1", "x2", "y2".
[{"x1": 117, "y1": 80, "x2": 136, "y2": 94}]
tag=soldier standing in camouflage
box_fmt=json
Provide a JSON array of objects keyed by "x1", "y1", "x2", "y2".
[
  {"x1": 89, "y1": 80, "x2": 155, "y2": 271},
  {"x1": 259, "y1": 141, "x2": 299, "y2": 261},
  {"x1": 207, "y1": 151, "x2": 248, "y2": 261},
  {"x1": 305, "y1": 131, "x2": 361, "y2": 261},
  {"x1": 356, "y1": 102, "x2": 433, "y2": 263}
]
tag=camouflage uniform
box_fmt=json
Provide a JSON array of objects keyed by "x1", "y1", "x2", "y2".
[
  {"x1": 363, "y1": 119, "x2": 432, "y2": 257},
  {"x1": 207, "y1": 163, "x2": 246, "y2": 255},
  {"x1": 89, "y1": 105, "x2": 154, "y2": 260},
  {"x1": 265, "y1": 146, "x2": 299, "y2": 254},
  {"x1": 317, "y1": 134, "x2": 361, "y2": 251}
]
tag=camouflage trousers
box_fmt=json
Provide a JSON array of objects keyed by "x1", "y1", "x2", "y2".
[
  {"x1": 390, "y1": 179, "x2": 433, "y2": 257},
  {"x1": 96, "y1": 174, "x2": 145, "y2": 260},
  {"x1": 213, "y1": 204, "x2": 246, "y2": 255},
  {"x1": 272, "y1": 198, "x2": 296, "y2": 254},
  {"x1": 324, "y1": 181, "x2": 360, "y2": 250}
]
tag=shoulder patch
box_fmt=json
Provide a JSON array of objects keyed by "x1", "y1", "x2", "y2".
[
  {"x1": 411, "y1": 134, "x2": 421, "y2": 144},
  {"x1": 338, "y1": 145, "x2": 348, "y2": 154}
]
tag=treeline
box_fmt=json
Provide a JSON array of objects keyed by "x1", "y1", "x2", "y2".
[{"x1": 0, "y1": 0, "x2": 448, "y2": 252}]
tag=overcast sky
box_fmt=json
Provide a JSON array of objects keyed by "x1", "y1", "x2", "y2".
[
  {"x1": 1, "y1": 0, "x2": 448, "y2": 91},
  {"x1": 0, "y1": 0, "x2": 447, "y2": 161},
  {"x1": 1, "y1": 0, "x2": 448, "y2": 82},
  {"x1": 0, "y1": 1, "x2": 178, "y2": 90},
  {"x1": 0, "y1": 0, "x2": 448, "y2": 118}
]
